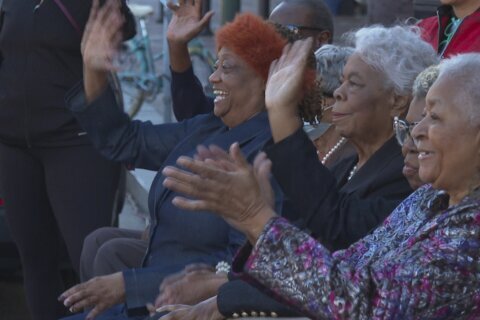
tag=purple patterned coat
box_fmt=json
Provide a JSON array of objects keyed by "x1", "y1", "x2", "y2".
[{"x1": 233, "y1": 185, "x2": 480, "y2": 319}]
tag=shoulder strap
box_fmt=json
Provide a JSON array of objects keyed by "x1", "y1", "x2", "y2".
[{"x1": 52, "y1": 0, "x2": 81, "y2": 36}]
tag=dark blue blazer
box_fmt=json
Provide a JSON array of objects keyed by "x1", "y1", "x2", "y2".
[{"x1": 65, "y1": 83, "x2": 275, "y2": 313}]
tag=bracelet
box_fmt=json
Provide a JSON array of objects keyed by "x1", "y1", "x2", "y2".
[{"x1": 215, "y1": 261, "x2": 231, "y2": 274}]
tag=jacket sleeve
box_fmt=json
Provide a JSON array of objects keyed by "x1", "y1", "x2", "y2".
[
  {"x1": 171, "y1": 66, "x2": 214, "y2": 121},
  {"x1": 265, "y1": 128, "x2": 409, "y2": 250},
  {"x1": 122, "y1": 265, "x2": 181, "y2": 317},
  {"x1": 65, "y1": 82, "x2": 191, "y2": 171},
  {"x1": 217, "y1": 279, "x2": 303, "y2": 318},
  {"x1": 237, "y1": 210, "x2": 480, "y2": 319}
]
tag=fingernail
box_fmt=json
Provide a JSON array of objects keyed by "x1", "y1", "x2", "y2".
[{"x1": 69, "y1": 306, "x2": 75, "y2": 313}]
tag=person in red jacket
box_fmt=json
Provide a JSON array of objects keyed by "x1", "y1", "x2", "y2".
[{"x1": 418, "y1": 0, "x2": 480, "y2": 58}]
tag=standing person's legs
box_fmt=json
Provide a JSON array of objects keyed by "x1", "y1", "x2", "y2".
[
  {"x1": 0, "y1": 143, "x2": 67, "y2": 319},
  {"x1": 43, "y1": 145, "x2": 121, "y2": 274},
  {"x1": 80, "y1": 227, "x2": 146, "y2": 281}
]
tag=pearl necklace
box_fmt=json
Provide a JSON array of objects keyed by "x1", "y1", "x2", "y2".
[
  {"x1": 347, "y1": 165, "x2": 358, "y2": 181},
  {"x1": 321, "y1": 137, "x2": 347, "y2": 165}
]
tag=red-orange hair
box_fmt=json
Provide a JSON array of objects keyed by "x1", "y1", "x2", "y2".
[{"x1": 215, "y1": 13, "x2": 287, "y2": 81}]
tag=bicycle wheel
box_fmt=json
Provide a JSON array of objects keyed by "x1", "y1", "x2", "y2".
[{"x1": 115, "y1": 41, "x2": 148, "y2": 118}]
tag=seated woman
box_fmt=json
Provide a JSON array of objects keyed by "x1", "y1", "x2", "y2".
[
  {"x1": 264, "y1": 25, "x2": 437, "y2": 250},
  {"x1": 162, "y1": 46, "x2": 480, "y2": 318},
  {"x1": 395, "y1": 64, "x2": 439, "y2": 190},
  {"x1": 57, "y1": 1, "x2": 319, "y2": 319},
  {"x1": 305, "y1": 44, "x2": 356, "y2": 167}
]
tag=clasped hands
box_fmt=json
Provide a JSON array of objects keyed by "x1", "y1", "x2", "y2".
[{"x1": 162, "y1": 143, "x2": 277, "y2": 244}]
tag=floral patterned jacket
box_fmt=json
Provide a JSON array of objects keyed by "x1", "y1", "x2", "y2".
[{"x1": 233, "y1": 185, "x2": 480, "y2": 319}]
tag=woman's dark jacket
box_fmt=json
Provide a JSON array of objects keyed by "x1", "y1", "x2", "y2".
[
  {"x1": 0, "y1": 0, "x2": 134, "y2": 147},
  {"x1": 65, "y1": 83, "x2": 282, "y2": 314}
]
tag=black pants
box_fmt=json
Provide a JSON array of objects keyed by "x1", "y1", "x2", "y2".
[{"x1": 0, "y1": 143, "x2": 120, "y2": 320}]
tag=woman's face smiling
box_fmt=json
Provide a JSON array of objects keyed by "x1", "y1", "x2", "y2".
[
  {"x1": 412, "y1": 75, "x2": 480, "y2": 203},
  {"x1": 331, "y1": 53, "x2": 397, "y2": 145},
  {"x1": 209, "y1": 47, "x2": 266, "y2": 128}
]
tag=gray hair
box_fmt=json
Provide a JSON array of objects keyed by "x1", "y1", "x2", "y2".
[
  {"x1": 437, "y1": 53, "x2": 480, "y2": 126},
  {"x1": 349, "y1": 25, "x2": 439, "y2": 96},
  {"x1": 315, "y1": 45, "x2": 354, "y2": 96},
  {"x1": 412, "y1": 65, "x2": 440, "y2": 98}
]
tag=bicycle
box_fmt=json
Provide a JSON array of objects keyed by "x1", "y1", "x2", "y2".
[{"x1": 116, "y1": 3, "x2": 215, "y2": 118}]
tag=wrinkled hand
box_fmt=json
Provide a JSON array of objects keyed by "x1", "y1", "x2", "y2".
[
  {"x1": 162, "y1": 143, "x2": 276, "y2": 242},
  {"x1": 159, "y1": 263, "x2": 215, "y2": 291},
  {"x1": 155, "y1": 266, "x2": 227, "y2": 307},
  {"x1": 58, "y1": 272, "x2": 125, "y2": 320},
  {"x1": 265, "y1": 38, "x2": 314, "y2": 142},
  {"x1": 166, "y1": 0, "x2": 214, "y2": 45},
  {"x1": 81, "y1": 0, "x2": 124, "y2": 72},
  {"x1": 155, "y1": 296, "x2": 223, "y2": 320},
  {"x1": 265, "y1": 38, "x2": 314, "y2": 115}
]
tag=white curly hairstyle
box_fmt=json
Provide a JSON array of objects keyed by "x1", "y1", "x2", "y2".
[
  {"x1": 315, "y1": 45, "x2": 354, "y2": 96},
  {"x1": 437, "y1": 53, "x2": 480, "y2": 126},
  {"x1": 412, "y1": 65, "x2": 440, "y2": 98},
  {"x1": 349, "y1": 25, "x2": 439, "y2": 96}
]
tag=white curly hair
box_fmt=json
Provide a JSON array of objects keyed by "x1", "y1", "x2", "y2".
[
  {"x1": 437, "y1": 53, "x2": 480, "y2": 126},
  {"x1": 348, "y1": 25, "x2": 439, "y2": 96}
]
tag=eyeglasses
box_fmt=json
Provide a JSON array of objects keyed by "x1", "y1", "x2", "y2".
[
  {"x1": 283, "y1": 24, "x2": 325, "y2": 35},
  {"x1": 394, "y1": 116, "x2": 418, "y2": 146}
]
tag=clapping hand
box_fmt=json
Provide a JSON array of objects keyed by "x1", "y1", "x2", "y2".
[{"x1": 162, "y1": 143, "x2": 276, "y2": 243}]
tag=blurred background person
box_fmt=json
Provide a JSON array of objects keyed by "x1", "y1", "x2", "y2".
[{"x1": 419, "y1": 0, "x2": 480, "y2": 58}]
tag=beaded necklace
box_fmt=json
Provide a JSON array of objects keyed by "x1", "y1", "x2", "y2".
[{"x1": 321, "y1": 137, "x2": 347, "y2": 165}]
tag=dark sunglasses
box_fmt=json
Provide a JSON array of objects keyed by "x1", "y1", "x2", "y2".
[
  {"x1": 283, "y1": 24, "x2": 325, "y2": 35},
  {"x1": 394, "y1": 116, "x2": 418, "y2": 146}
]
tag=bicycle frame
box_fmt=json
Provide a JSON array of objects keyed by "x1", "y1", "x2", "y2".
[
  {"x1": 117, "y1": 2, "x2": 214, "y2": 118},
  {"x1": 118, "y1": 15, "x2": 165, "y2": 99}
]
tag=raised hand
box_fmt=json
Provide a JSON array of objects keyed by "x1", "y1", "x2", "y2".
[
  {"x1": 82, "y1": 0, "x2": 124, "y2": 72},
  {"x1": 162, "y1": 143, "x2": 277, "y2": 243},
  {"x1": 265, "y1": 38, "x2": 314, "y2": 142},
  {"x1": 166, "y1": 0, "x2": 214, "y2": 45},
  {"x1": 82, "y1": 0, "x2": 125, "y2": 101}
]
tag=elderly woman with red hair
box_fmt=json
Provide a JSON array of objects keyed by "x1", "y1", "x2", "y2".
[{"x1": 56, "y1": 1, "x2": 321, "y2": 319}]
